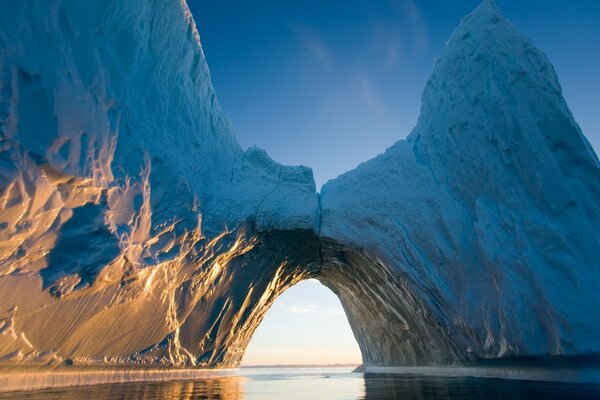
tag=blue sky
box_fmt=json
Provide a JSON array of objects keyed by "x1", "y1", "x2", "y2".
[{"x1": 187, "y1": 0, "x2": 600, "y2": 365}]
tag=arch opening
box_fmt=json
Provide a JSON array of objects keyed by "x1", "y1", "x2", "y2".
[{"x1": 241, "y1": 279, "x2": 362, "y2": 367}]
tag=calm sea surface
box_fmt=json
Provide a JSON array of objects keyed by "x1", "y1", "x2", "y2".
[{"x1": 2, "y1": 367, "x2": 600, "y2": 399}]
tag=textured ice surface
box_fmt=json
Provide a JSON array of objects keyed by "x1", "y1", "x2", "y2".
[
  {"x1": 321, "y1": 0, "x2": 600, "y2": 361},
  {"x1": 0, "y1": 0, "x2": 317, "y2": 367},
  {"x1": 0, "y1": 0, "x2": 599, "y2": 381}
]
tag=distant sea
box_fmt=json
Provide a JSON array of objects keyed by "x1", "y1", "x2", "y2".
[{"x1": 2, "y1": 366, "x2": 600, "y2": 399}]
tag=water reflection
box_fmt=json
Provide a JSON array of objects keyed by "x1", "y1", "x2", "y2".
[
  {"x1": 362, "y1": 374, "x2": 600, "y2": 400},
  {"x1": 0, "y1": 377, "x2": 243, "y2": 400},
  {"x1": 2, "y1": 368, "x2": 600, "y2": 400}
]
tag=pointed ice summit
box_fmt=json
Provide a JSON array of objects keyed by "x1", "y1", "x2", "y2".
[{"x1": 0, "y1": 0, "x2": 599, "y2": 385}]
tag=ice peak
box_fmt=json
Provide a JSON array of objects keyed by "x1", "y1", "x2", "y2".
[
  {"x1": 437, "y1": 0, "x2": 556, "y2": 89},
  {"x1": 452, "y1": 0, "x2": 508, "y2": 43},
  {"x1": 472, "y1": 0, "x2": 501, "y2": 18},
  {"x1": 412, "y1": 0, "x2": 571, "y2": 166}
]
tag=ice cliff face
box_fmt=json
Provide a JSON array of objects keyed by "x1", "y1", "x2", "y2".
[
  {"x1": 0, "y1": 0, "x2": 598, "y2": 370},
  {"x1": 321, "y1": 0, "x2": 600, "y2": 362}
]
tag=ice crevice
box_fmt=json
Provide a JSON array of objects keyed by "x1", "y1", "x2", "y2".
[{"x1": 0, "y1": 0, "x2": 600, "y2": 386}]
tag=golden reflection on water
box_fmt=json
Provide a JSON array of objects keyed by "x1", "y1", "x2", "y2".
[
  {"x1": 0, "y1": 377, "x2": 244, "y2": 400},
  {"x1": 2, "y1": 369, "x2": 598, "y2": 400}
]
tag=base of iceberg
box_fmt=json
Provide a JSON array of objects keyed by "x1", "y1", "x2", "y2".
[
  {"x1": 365, "y1": 364, "x2": 600, "y2": 384},
  {"x1": 0, "y1": 367, "x2": 238, "y2": 393}
]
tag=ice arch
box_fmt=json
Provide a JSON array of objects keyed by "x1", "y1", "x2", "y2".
[
  {"x1": 166, "y1": 228, "x2": 467, "y2": 368},
  {"x1": 0, "y1": 0, "x2": 599, "y2": 378}
]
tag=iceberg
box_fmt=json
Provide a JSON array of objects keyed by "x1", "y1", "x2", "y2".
[
  {"x1": 0, "y1": 0, "x2": 598, "y2": 388},
  {"x1": 320, "y1": 0, "x2": 600, "y2": 365}
]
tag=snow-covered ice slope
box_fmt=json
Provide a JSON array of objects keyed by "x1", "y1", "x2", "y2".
[
  {"x1": 321, "y1": 0, "x2": 600, "y2": 360},
  {"x1": 0, "y1": 0, "x2": 318, "y2": 282},
  {"x1": 0, "y1": 0, "x2": 318, "y2": 248},
  {"x1": 0, "y1": 0, "x2": 317, "y2": 367},
  {"x1": 0, "y1": 0, "x2": 599, "y2": 376}
]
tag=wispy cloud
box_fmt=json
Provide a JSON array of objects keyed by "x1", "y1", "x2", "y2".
[
  {"x1": 372, "y1": 23, "x2": 404, "y2": 67},
  {"x1": 292, "y1": 24, "x2": 331, "y2": 63},
  {"x1": 370, "y1": 0, "x2": 428, "y2": 67},
  {"x1": 402, "y1": 0, "x2": 429, "y2": 52},
  {"x1": 356, "y1": 73, "x2": 378, "y2": 106},
  {"x1": 354, "y1": 72, "x2": 389, "y2": 121},
  {"x1": 289, "y1": 304, "x2": 345, "y2": 318}
]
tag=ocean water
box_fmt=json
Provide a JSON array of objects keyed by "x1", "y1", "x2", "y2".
[{"x1": 2, "y1": 367, "x2": 600, "y2": 399}]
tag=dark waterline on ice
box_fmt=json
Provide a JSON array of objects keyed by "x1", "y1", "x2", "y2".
[{"x1": 2, "y1": 367, "x2": 600, "y2": 400}]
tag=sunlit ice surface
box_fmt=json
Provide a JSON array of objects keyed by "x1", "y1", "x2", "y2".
[{"x1": 3, "y1": 368, "x2": 600, "y2": 400}]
